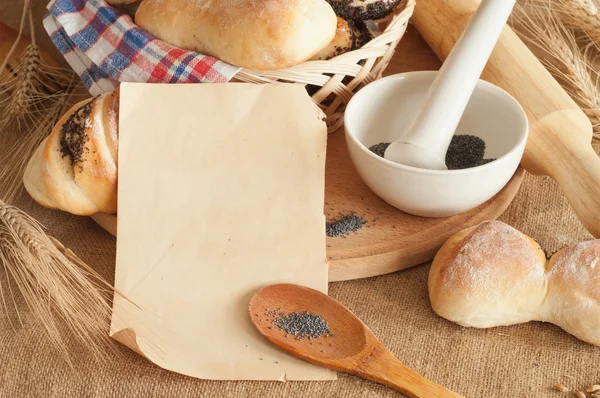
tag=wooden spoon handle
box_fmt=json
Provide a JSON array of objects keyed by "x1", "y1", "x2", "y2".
[{"x1": 355, "y1": 348, "x2": 463, "y2": 398}]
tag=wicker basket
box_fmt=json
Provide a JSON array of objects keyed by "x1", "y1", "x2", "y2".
[{"x1": 233, "y1": 0, "x2": 416, "y2": 133}]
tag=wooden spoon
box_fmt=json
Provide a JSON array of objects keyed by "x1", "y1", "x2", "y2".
[{"x1": 249, "y1": 283, "x2": 463, "y2": 397}]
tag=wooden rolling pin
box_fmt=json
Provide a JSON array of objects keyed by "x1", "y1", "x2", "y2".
[{"x1": 412, "y1": 0, "x2": 600, "y2": 238}]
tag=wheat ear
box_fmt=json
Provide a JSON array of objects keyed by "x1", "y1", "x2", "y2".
[
  {"x1": 0, "y1": 200, "x2": 118, "y2": 365},
  {"x1": 513, "y1": 1, "x2": 600, "y2": 136},
  {"x1": 551, "y1": 0, "x2": 600, "y2": 51},
  {"x1": 0, "y1": 1, "x2": 78, "y2": 203}
]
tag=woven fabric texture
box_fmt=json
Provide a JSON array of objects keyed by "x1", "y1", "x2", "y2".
[{"x1": 43, "y1": 0, "x2": 239, "y2": 95}]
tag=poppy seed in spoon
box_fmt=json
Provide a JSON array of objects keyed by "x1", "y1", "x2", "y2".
[{"x1": 273, "y1": 311, "x2": 332, "y2": 340}]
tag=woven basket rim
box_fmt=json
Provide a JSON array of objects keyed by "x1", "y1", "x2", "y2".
[{"x1": 231, "y1": 0, "x2": 415, "y2": 132}]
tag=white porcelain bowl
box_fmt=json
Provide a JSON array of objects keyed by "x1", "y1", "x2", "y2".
[{"x1": 344, "y1": 71, "x2": 528, "y2": 217}]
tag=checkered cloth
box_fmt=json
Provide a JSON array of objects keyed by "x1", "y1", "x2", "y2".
[{"x1": 43, "y1": 0, "x2": 240, "y2": 96}]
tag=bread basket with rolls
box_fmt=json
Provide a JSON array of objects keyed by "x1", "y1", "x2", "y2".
[{"x1": 44, "y1": 0, "x2": 415, "y2": 132}]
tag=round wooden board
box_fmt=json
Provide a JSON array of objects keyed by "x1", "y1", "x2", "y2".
[
  {"x1": 92, "y1": 130, "x2": 524, "y2": 282},
  {"x1": 91, "y1": 28, "x2": 525, "y2": 282}
]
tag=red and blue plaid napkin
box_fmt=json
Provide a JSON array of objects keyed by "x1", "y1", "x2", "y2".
[{"x1": 43, "y1": 0, "x2": 240, "y2": 96}]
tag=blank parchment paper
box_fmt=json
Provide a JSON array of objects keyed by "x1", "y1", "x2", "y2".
[{"x1": 110, "y1": 83, "x2": 334, "y2": 381}]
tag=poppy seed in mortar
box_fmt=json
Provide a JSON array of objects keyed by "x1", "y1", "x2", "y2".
[
  {"x1": 368, "y1": 142, "x2": 391, "y2": 158},
  {"x1": 368, "y1": 135, "x2": 496, "y2": 170},
  {"x1": 444, "y1": 135, "x2": 496, "y2": 170}
]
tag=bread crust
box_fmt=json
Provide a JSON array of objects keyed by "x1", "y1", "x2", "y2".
[
  {"x1": 544, "y1": 241, "x2": 600, "y2": 345},
  {"x1": 23, "y1": 91, "x2": 119, "y2": 215},
  {"x1": 310, "y1": 17, "x2": 356, "y2": 60},
  {"x1": 134, "y1": 0, "x2": 337, "y2": 70},
  {"x1": 429, "y1": 221, "x2": 547, "y2": 328},
  {"x1": 429, "y1": 220, "x2": 600, "y2": 346}
]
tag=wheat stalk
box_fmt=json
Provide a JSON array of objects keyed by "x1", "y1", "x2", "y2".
[
  {"x1": 6, "y1": 45, "x2": 39, "y2": 120},
  {"x1": 0, "y1": 0, "x2": 30, "y2": 80},
  {"x1": 513, "y1": 1, "x2": 600, "y2": 137},
  {"x1": 0, "y1": 56, "x2": 77, "y2": 203},
  {"x1": 551, "y1": 0, "x2": 600, "y2": 51},
  {"x1": 0, "y1": 100, "x2": 66, "y2": 204},
  {"x1": 0, "y1": 1, "x2": 78, "y2": 203},
  {"x1": 0, "y1": 200, "x2": 118, "y2": 364},
  {"x1": 0, "y1": 0, "x2": 123, "y2": 363}
]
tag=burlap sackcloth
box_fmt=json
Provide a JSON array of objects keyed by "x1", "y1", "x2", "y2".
[{"x1": 2, "y1": 2, "x2": 600, "y2": 397}]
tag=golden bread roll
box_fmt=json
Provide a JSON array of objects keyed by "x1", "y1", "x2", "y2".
[
  {"x1": 310, "y1": 17, "x2": 356, "y2": 60},
  {"x1": 429, "y1": 221, "x2": 547, "y2": 328},
  {"x1": 23, "y1": 91, "x2": 119, "y2": 215},
  {"x1": 429, "y1": 220, "x2": 600, "y2": 346},
  {"x1": 544, "y1": 241, "x2": 600, "y2": 345},
  {"x1": 134, "y1": 0, "x2": 338, "y2": 70}
]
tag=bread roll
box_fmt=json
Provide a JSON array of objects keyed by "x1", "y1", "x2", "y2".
[
  {"x1": 545, "y1": 241, "x2": 600, "y2": 345},
  {"x1": 429, "y1": 221, "x2": 547, "y2": 328},
  {"x1": 134, "y1": 0, "x2": 337, "y2": 70},
  {"x1": 429, "y1": 220, "x2": 600, "y2": 346},
  {"x1": 23, "y1": 91, "x2": 119, "y2": 215},
  {"x1": 310, "y1": 17, "x2": 356, "y2": 60},
  {"x1": 326, "y1": 0, "x2": 401, "y2": 22},
  {"x1": 354, "y1": 21, "x2": 375, "y2": 48}
]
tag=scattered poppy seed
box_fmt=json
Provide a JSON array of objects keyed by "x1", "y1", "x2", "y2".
[{"x1": 326, "y1": 212, "x2": 366, "y2": 237}]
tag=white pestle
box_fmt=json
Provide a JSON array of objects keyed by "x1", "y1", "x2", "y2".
[{"x1": 384, "y1": 0, "x2": 516, "y2": 170}]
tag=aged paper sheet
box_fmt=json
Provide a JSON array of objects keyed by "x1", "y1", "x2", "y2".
[{"x1": 111, "y1": 83, "x2": 334, "y2": 381}]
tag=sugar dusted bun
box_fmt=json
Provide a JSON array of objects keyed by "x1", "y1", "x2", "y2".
[
  {"x1": 134, "y1": 0, "x2": 338, "y2": 70},
  {"x1": 544, "y1": 241, "x2": 600, "y2": 345},
  {"x1": 429, "y1": 220, "x2": 600, "y2": 346},
  {"x1": 429, "y1": 221, "x2": 547, "y2": 328}
]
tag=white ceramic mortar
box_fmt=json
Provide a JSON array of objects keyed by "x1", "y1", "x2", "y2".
[{"x1": 344, "y1": 71, "x2": 528, "y2": 217}]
